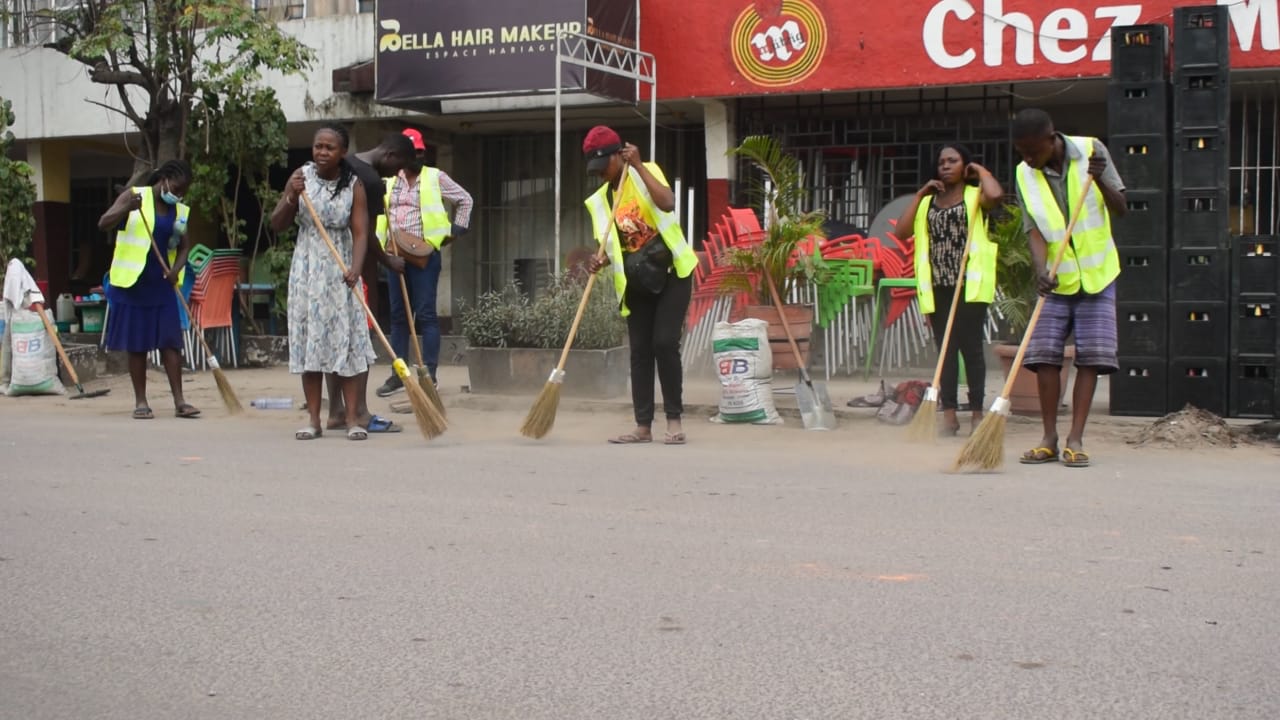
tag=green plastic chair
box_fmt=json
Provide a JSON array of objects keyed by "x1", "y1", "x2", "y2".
[
  {"x1": 816, "y1": 258, "x2": 874, "y2": 379},
  {"x1": 862, "y1": 277, "x2": 918, "y2": 379},
  {"x1": 186, "y1": 243, "x2": 214, "y2": 274}
]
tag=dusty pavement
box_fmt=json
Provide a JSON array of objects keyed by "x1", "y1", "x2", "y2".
[{"x1": 2, "y1": 366, "x2": 1279, "y2": 720}]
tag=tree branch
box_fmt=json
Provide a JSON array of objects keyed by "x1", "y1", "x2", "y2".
[{"x1": 88, "y1": 64, "x2": 148, "y2": 86}]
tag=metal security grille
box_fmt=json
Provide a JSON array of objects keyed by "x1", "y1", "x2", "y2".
[
  {"x1": 1232, "y1": 87, "x2": 1280, "y2": 236},
  {"x1": 736, "y1": 94, "x2": 1014, "y2": 231}
]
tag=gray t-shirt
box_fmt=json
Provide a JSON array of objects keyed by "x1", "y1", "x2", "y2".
[{"x1": 1016, "y1": 133, "x2": 1125, "y2": 235}]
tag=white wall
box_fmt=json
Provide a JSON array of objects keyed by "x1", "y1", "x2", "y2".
[{"x1": 0, "y1": 13, "x2": 412, "y2": 143}]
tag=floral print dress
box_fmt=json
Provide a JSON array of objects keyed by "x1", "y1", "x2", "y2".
[{"x1": 287, "y1": 162, "x2": 377, "y2": 377}]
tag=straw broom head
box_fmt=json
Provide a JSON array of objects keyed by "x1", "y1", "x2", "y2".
[
  {"x1": 905, "y1": 386, "x2": 939, "y2": 443},
  {"x1": 953, "y1": 397, "x2": 1007, "y2": 472},
  {"x1": 520, "y1": 369, "x2": 564, "y2": 439},
  {"x1": 396, "y1": 359, "x2": 447, "y2": 440},
  {"x1": 206, "y1": 356, "x2": 244, "y2": 414},
  {"x1": 416, "y1": 366, "x2": 447, "y2": 419}
]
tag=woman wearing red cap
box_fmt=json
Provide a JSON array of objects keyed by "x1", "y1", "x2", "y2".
[{"x1": 582, "y1": 126, "x2": 699, "y2": 445}]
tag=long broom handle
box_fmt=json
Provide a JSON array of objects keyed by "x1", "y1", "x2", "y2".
[
  {"x1": 552, "y1": 168, "x2": 634, "y2": 374},
  {"x1": 139, "y1": 210, "x2": 229, "y2": 367},
  {"x1": 929, "y1": 204, "x2": 981, "y2": 389},
  {"x1": 300, "y1": 192, "x2": 402, "y2": 362},
  {"x1": 387, "y1": 228, "x2": 426, "y2": 368},
  {"x1": 995, "y1": 174, "x2": 1096, "y2": 400},
  {"x1": 30, "y1": 304, "x2": 82, "y2": 386},
  {"x1": 762, "y1": 263, "x2": 812, "y2": 385}
]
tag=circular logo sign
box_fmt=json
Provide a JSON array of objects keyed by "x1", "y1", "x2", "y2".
[{"x1": 731, "y1": 0, "x2": 828, "y2": 88}]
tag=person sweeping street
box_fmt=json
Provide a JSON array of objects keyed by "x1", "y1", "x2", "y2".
[
  {"x1": 896, "y1": 143, "x2": 1003, "y2": 438},
  {"x1": 97, "y1": 160, "x2": 200, "y2": 420},
  {"x1": 373, "y1": 130, "x2": 473, "y2": 397},
  {"x1": 580, "y1": 126, "x2": 699, "y2": 445},
  {"x1": 1010, "y1": 108, "x2": 1127, "y2": 468},
  {"x1": 323, "y1": 132, "x2": 416, "y2": 434}
]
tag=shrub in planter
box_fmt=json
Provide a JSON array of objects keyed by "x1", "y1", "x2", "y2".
[{"x1": 458, "y1": 271, "x2": 629, "y2": 397}]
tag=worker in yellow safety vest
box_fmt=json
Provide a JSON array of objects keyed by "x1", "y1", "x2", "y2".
[
  {"x1": 1012, "y1": 108, "x2": 1128, "y2": 469},
  {"x1": 581, "y1": 125, "x2": 699, "y2": 446},
  {"x1": 896, "y1": 143, "x2": 1003, "y2": 437},
  {"x1": 372, "y1": 129, "x2": 473, "y2": 396},
  {"x1": 97, "y1": 159, "x2": 200, "y2": 421}
]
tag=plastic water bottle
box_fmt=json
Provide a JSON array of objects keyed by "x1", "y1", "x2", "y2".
[{"x1": 251, "y1": 397, "x2": 293, "y2": 409}]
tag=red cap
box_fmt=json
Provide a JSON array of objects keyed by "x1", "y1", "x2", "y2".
[
  {"x1": 583, "y1": 126, "x2": 622, "y2": 173},
  {"x1": 402, "y1": 128, "x2": 426, "y2": 151}
]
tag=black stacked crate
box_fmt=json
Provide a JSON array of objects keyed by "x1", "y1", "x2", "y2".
[
  {"x1": 1108, "y1": 23, "x2": 1171, "y2": 416},
  {"x1": 1168, "y1": 5, "x2": 1231, "y2": 416},
  {"x1": 1230, "y1": 237, "x2": 1280, "y2": 418}
]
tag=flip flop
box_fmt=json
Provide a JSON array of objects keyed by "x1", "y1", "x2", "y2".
[
  {"x1": 133, "y1": 406, "x2": 154, "y2": 420},
  {"x1": 607, "y1": 433, "x2": 652, "y2": 444},
  {"x1": 175, "y1": 403, "x2": 201, "y2": 419},
  {"x1": 295, "y1": 427, "x2": 322, "y2": 440},
  {"x1": 1062, "y1": 448, "x2": 1091, "y2": 468},
  {"x1": 664, "y1": 432, "x2": 687, "y2": 445},
  {"x1": 367, "y1": 415, "x2": 402, "y2": 433},
  {"x1": 1019, "y1": 446, "x2": 1059, "y2": 464},
  {"x1": 347, "y1": 426, "x2": 369, "y2": 441}
]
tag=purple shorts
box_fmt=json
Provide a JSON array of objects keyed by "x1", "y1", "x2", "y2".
[{"x1": 1023, "y1": 281, "x2": 1118, "y2": 374}]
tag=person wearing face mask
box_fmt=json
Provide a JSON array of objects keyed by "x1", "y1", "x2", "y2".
[
  {"x1": 580, "y1": 125, "x2": 699, "y2": 445},
  {"x1": 97, "y1": 159, "x2": 200, "y2": 420},
  {"x1": 895, "y1": 143, "x2": 1003, "y2": 436}
]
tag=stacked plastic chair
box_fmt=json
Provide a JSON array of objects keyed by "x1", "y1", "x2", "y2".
[{"x1": 187, "y1": 248, "x2": 242, "y2": 370}]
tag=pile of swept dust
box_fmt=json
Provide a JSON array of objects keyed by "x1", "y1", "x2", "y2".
[{"x1": 1128, "y1": 405, "x2": 1236, "y2": 449}]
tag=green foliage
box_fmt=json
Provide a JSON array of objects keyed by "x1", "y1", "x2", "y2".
[
  {"x1": 990, "y1": 203, "x2": 1036, "y2": 340},
  {"x1": 0, "y1": 97, "x2": 37, "y2": 269},
  {"x1": 259, "y1": 232, "x2": 295, "y2": 321},
  {"x1": 458, "y1": 272, "x2": 627, "y2": 350},
  {"x1": 9, "y1": 0, "x2": 315, "y2": 169},
  {"x1": 725, "y1": 135, "x2": 829, "y2": 303}
]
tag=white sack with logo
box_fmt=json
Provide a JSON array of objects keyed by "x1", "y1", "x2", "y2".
[
  {"x1": 709, "y1": 318, "x2": 782, "y2": 425},
  {"x1": 2, "y1": 259, "x2": 63, "y2": 396}
]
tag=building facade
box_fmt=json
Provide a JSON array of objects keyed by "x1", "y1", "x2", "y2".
[{"x1": 2, "y1": 0, "x2": 1278, "y2": 327}]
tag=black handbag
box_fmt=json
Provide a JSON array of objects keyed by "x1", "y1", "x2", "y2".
[{"x1": 623, "y1": 237, "x2": 674, "y2": 294}]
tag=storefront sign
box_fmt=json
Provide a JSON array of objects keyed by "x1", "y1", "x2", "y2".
[
  {"x1": 646, "y1": 0, "x2": 1280, "y2": 98},
  {"x1": 376, "y1": 0, "x2": 638, "y2": 103},
  {"x1": 730, "y1": 0, "x2": 828, "y2": 87}
]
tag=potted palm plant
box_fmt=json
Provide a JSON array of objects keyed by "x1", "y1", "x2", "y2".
[
  {"x1": 990, "y1": 204, "x2": 1074, "y2": 414},
  {"x1": 721, "y1": 135, "x2": 829, "y2": 370}
]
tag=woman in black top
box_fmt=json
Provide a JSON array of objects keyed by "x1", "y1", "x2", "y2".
[{"x1": 896, "y1": 144, "x2": 1003, "y2": 435}]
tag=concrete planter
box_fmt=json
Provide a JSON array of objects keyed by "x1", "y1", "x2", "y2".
[{"x1": 466, "y1": 346, "x2": 629, "y2": 398}]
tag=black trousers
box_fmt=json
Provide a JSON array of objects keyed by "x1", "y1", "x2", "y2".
[
  {"x1": 926, "y1": 286, "x2": 988, "y2": 411},
  {"x1": 624, "y1": 272, "x2": 692, "y2": 426}
]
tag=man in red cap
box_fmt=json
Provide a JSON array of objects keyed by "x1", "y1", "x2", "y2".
[
  {"x1": 581, "y1": 125, "x2": 699, "y2": 445},
  {"x1": 402, "y1": 128, "x2": 426, "y2": 163},
  {"x1": 373, "y1": 127, "x2": 473, "y2": 395}
]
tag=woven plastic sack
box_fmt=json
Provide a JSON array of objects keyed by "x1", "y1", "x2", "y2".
[
  {"x1": 710, "y1": 318, "x2": 782, "y2": 425},
  {"x1": 3, "y1": 306, "x2": 64, "y2": 396}
]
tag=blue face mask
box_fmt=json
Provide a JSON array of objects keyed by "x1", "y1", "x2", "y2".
[{"x1": 160, "y1": 182, "x2": 181, "y2": 206}]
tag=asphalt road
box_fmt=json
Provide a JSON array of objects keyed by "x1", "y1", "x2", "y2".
[{"x1": 2, "y1": 390, "x2": 1278, "y2": 720}]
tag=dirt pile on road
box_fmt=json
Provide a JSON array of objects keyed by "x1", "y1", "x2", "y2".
[{"x1": 1128, "y1": 405, "x2": 1237, "y2": 449}]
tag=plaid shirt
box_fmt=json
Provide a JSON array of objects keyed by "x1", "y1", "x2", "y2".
[{"x1": 388, "y1": 168, "x2": 474, "y2": 237}]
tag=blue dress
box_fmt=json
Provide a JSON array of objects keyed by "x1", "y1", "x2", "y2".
[{"x1": 104, "y1": 210, "x2": 185, "y2": 353}]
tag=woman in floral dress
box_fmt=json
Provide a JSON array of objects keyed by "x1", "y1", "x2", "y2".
[{"x1": 270, "y1": 124, "x2": 377, "y2": 440}]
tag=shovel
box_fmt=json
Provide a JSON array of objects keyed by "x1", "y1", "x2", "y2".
[
  {"x1": 29, "y1": 302, "x2": 110, "y2": 399},
  {"x1": 763, "y1": 267, "x2": 836, "y2": 431}
]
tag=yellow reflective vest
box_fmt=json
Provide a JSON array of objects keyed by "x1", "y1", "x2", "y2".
[
  {"x1": 912, "y1": 184, "x2": 997, "y2": 315},
  {"x1": 374, "y1": 168, "x2": 452, "y2": 250},
  {"x1": 1015, "y1": 135, "x2": 1120, "y2": 295},
  {"x1": 109, "y1": 185, "x2": 189, "y2": 288},
  {"x1": 585, "y1": 164, "x2": 697, "y2": 317}
]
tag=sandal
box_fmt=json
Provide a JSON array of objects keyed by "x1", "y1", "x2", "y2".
[
  {"x1": 1062, "y1": 448, "x2": 1091, "y2": 468},
  {"x1": 607, "y1": 433, "x2": 652, "y2": 444},
  {"x1": 133, "y1": 406, "x2": 154, "y2": 420},
  {"x1": 175, "y1": 403, "x2": 201, "y2": 419},
  {"x1": 1019, "y1": 446, "x2": 1059, "y2": 464},
  {"x1": 295, "y1": 427, "x2": 322, "y2": 440},
  {"x1": 347, "y1": 426, "x2": 369, "y2": 441},
  {"x1": 366, "y1": 415, "x2": 402, "y2": 433},
  {"x1": 664, "y1": 432, "x2": 687, "y2": 445}
]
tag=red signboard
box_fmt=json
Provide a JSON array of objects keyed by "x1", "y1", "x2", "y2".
[{"x1": 644, "y1": 0, "x2": 1280, "y2": 99}]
